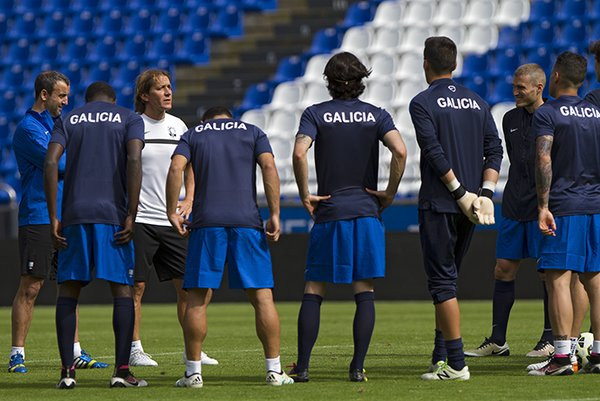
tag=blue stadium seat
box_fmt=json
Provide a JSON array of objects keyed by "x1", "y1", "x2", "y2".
[
  {"x1": 9, "y1": 12, "x2": 36, "y2": 40},
  {"x1": 15, "y1": 0, "x2": 42, "y2": 14},
  {"x1": 208, "y1": 5, "x2": 243, "y2": 38},
  {"x1": 0, "y1": 148, "x2": 17, "y2": 176},
  {"x1": 242, "y1": 0, "x2": 277, "y2": 11},
  {"x1": 487, "y1": 76, "x2": 514, "y2": 105},
  {"x1": 32, "y1": 38, "x2": 60, "y2": 64},
  {"x1": 43, "y1": 0, "x2": 72, "y2": 12},
  {"x1": 60, "y1": 36, "x2": 89, "y2": 63},
  {"x1": 116, "y1": 86, "x2": 134, "y2": 109},
  {"x1": 124, "y1": 8, "x2": 153, "y2": 35},
  {"x1": 71, "y1": 0, "x2": 99, "y2": 11},
  {"x1": 97, "y1": 10, "x2": 124, "y2": 37},
  {"x1": 156, "y1": 0, "x2": 185, "y2": 9},
  {"x1": 496, "y1": 26, "x2": 523, "y2": 50},
  {"x1": 460, "y1": 53, "x2": 488, "y2": 77},
  {"x1": 306, "y1": 28, "x2": 340, "y2": 56},
  {"x1": 464, "y1": 75, "x2": 487, "y2": 98},
  {"x1": 147, "y1": 33, "x2": 177, "y2": 63},
  {"x1": 119, "y1": 34, "x2": 146, "y2": 62},
  {"x1": 236, "y1": 82, "x2": 271, "y2": 115},
  {"x1": 177, "y1": 31, "x2": 209, "y2": 64},
  {"x1": 182, "y1": 6, "x2": 210, "y2": 34},
  {"x1": 87, "y1": 62, "x2": 112, "y2": 84},
  {"x1": 555, "y1": 19, "x2": 586, "y2": 52},
  {"x1": 0, "y1": 91, "x2": 16, "y2": 116},
  {"x1": 114, "y1": 61, "x2": 141, "y2": 88},
  {"x1": 67, "y1": 10, "x2": 95, "y2": 37},
  {"x1": 0, "y1": 0, "x2": 12, "y2": 14},
  {"x1": 589, "y1": 1, "x2": 600, "y2": 19},
  {"x1": 555, "y1": 0, "x2": 585, "y2": 22},
  {"x1": 529, "y1": 0, "x2": 555, "y2": 21},
  {"x1": 0, "y1": 115, "x2": 11, "y2": 147},
  {"x1": 489, "y1": 48, "x2": 520, "y2": 79},
  {"x1": 524, "y1": 19, "x2": 554, "y2": 50},
  {"x1": 154, "y1": 7, "x2": 182, "y2": 34},
  {"x1": 340, "y1": 1, "x2": 373, "y2": 29},
  {"x1": 271, "y1": 56, "x2": 304, "y2": 84},
  {"x1": 65, "y1": 61, "x2": 83, "y2": 91},
  {"x1": 524, "y1": 47, "x2": 552, "y2": 71},
  {"x1": 37, "y1": 11, "x2": 66, "y2": 39},
  {"x1": 127, "y1": 0, "x2": 156, "y2": 11},
  {"x1": 0, "y1": 13, "x2": 7, "y2": 40},
  {"x1": 90, "y1": 36, "x2": 118, "y2": 63},
  {"x1": 5, "y1": 39, "x2": 30, "y2": 67},
  {"x1": 98, "y1": 0, "x2": 129, "y2": 11},
  {"x1": 1, "y1": 64, "x2": 24, "y2": 91}
]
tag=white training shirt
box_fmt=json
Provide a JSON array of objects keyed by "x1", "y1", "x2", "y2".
[{"x1": 136, "y1": 112, "x2": 188, "y2": 226}]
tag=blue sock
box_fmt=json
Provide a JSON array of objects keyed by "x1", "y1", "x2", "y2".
[
  {"x1": 113, "y1": 297, "x2": 134, "y2": 369},
  {"x1": 446, "y1": 338, "x2": 466, "y2": 371},
  {"x1": 490, "y1": 279, "x2": 514, "y2": 344},
  {"x1": 432, "y1": 329, "x2": 447, "y2": 364},
  {"x1": 296, "y1": 293, "x2": 322, "y2": 371},
  {"x1": 541, "y1": 283, "x2": 553, "y2": 342},
  {"x1": 349, "y1": 291, "x2": 375, "y2": 372},
  {"x1": 56, "y1": 297, "x2": 78, "y2": 369}
]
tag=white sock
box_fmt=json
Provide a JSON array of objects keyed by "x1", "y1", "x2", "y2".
[
  {"x1": 131, "y1": 340, "x2": 143, "y2": 352},
  {"x1": 592, "y1": 340, "x2": 600, "y2": 355},
  {"x1": 554, "y1": 340, "x2": 571, "y2": 356},
  {"x1": 73, "y1": 342, "x2": 82, "y2": 358},
  {"x1": 570, "y1": 337, "x2": 578, "y2": 356},
  {"x1": 265, "y1": 356, "x2": 281, "y2": 373},
  {"x1": 11, "y1": 347, "x2": 24, "y2": 359},
  {"x1": 186, "y1": 359, "x2": 202, "y2": 376}
]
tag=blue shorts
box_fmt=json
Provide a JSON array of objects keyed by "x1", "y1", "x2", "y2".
[
  {"x1": 305, "y1": 217, "x2": 385, "y2": 284},
  {"x1": 538, "y1": 215, "x2": 600, "y2": 273},
  {"x1": 496, "y1": 218, "x2": 542, "y2": 260},
  {"x1": 57, "y1": 224, "x2": 135, "y2": 285},
  {"x1": 183, "y1": 227, "x2": 273, "y2": 289}
]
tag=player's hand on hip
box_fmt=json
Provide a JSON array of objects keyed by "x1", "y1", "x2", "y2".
[
  {"x1": 538, "y1": 208, "x2": 556, "y2": 236},
  {"x1": 177, "y1": 197, "x2": 193, "y2": 220},
  {"x1": 365, "y1": 187, "x2": 394, "y2": 212},
  {"x1": 168, "y1": 213, "x2": 190, "y2": 237},
  {"x1": 114, "y1": 215, "x2": 135, "y2": 244},
  {"x1": 455, "y1": 191, "x2": 479, "y2": 224},
  {"x1": 50, "y1": 217, "x2": 67, "y2": 249},
  {"x1": 265, "y1": 214, "x2": 281, "y2": 242},
  {"x1": 473, "y1": 196, "x2": 495, "y2": 225},
  {"x1": 302, "y1": 194, "x2": 331, "y2": 219}
]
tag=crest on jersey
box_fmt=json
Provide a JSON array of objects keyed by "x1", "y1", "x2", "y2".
[
  {"x1": 448, "y1": 85, "x2": 456, "y2": 93},
  {"x1": 168, "y1": 126, "x2": 176, "y2": 137}
]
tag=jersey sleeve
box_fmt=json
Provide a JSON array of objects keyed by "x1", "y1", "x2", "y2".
[
  {"x1": 482, "y1": 107, "x2": 503, "y2": 172},
  {"x1": 126, "y1": 112, "x2": 145, "y2": 144},
  {"x1": 532, "y1": 105, "x2": 555, "y2": 138},
  {"x1": 501, "y1": 110, "x2": 512, "y2": 158},
  {"x1": 585, "y1": 91, "x2": 600, "y2": 108},
  {"x1": 49, "y1": 116, "x2": 67, "y2": 149},
  {"x1": 297, "y1": 107, "x2": 318, "y2": 140},
  {"x1": 409, "y1": 96, "x2": 452, "y2": 177},
  {"x1": 172, "y1": 130, "x2": 191, "y2": 160},
  {"x1": 13, "y1": 122, "x2": 56, "y2": 170},
  {"x1": 377, "y1": 108, "x2": 397, "y2": 141},
  {"x1": 254, "y1": 127, "x2": 273, "y2": 157}
]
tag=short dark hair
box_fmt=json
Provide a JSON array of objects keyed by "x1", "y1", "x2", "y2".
[
  {"x1": 424, "y1": 36, "x2": 457, "y2": 75},
  {"x1": 34, "y1": 71, "x2": 69, "y2": 99},
  {"x1": 590, "y1": 40, "x2": 600, "y2": 63},
  {"x1": 85, "y1": 81, "x2": 116, "y2": 102},
  {"x1": 553, "y1": 51, "x2": 587, "y2": 88},
  {"x1": 201, "y1": 106, "x2": 233, "y2": 121},
  {"x1": 323, "y1": 52, "x2": 371, "y2": 99}
]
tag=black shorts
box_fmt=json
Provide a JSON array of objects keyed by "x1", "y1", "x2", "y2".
[
  {"x1": 18, "y1": 224, "x2": 56, "y2": 280},
  {"x1": 134, "y1": 223, "x2": 187, "y2": 282}
]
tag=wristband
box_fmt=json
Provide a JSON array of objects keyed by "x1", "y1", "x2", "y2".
[
  {"x1": 451, "y1": 185, "x2": 466, "y2": 200},
  {"x1": 445, "y1": 178, "x2": 461, "y2": 192},
  {"x1": 481, "y1": 180, "x2": 496, "y2": 199}
]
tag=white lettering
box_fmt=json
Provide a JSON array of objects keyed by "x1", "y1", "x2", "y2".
[
  {"x1": 193, "y1": 120, "x2": 248, "y2": 133},
  {"x1": 68, "y1": 112, "x2": 122, "y2": 125},
  {"x1": 559, "y1": 105, "x2": 600, "y2": 119},
  {"x1": 321, "y1": 111, "x2": 376, "y2": 124},
  {"x1": 436, "y1": 97, "x2": 481, "y2": 110}
]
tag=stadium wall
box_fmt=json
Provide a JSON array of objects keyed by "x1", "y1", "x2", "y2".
[{"x1": 0, "y1": 231, "x2": 542, "y2": 306}]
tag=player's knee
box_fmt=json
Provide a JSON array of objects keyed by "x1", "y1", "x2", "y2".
[
  {"x1": 110, "y1": 283, "x2": 133, "y2": 298},
  {"x1": 494, "y1": 262, "x2": 518, "y2": 281},
  {"x1": 132, "y1": 281, "x2": 146, "y2": 300},
  {"x1": 428, "y1": 281, "x2": 457, "y2": 304}
]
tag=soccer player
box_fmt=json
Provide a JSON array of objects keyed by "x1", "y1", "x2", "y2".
[
  {"x1": 529, "y1": 51, "x2": 600, "y2": 376},
  {"x1": 10, "y1": 71, "x2": 107, "y2": 373},
  {"x1": 129, "y1": 69, "x2": 217, "y2": 367},
  {"x1": 288, "y1": 52, "x2": 407, "y2": 383},
  {"x1": 411, "y1": 37, "x2": 503, "y2": 381},
  {"x1": 166, "y1": 106, "x2": 293, "y2": 388},
  {"x1": 44, "y1": 82, "x2": 147, "y2": 388},
  {"x1": 465, "y1": 64, "x2": 555, "y2": 358}
]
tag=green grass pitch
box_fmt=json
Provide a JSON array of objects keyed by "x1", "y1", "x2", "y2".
[{"x1": 0, "y1": 300, "x2": 596, "y2": 401}]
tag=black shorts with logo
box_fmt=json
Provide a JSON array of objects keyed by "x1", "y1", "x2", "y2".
[
  {"x1": 18, "y1": 224, "x2": 57, "y2": 280},
  {"x1": 134, "y1": 223, "x2": 187, "y2": 282}
]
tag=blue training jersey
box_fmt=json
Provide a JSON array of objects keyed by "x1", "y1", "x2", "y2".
[
  {"x1": 532, "y1": 95, "x2": 600, "y2": 216},
  {"x1": 585, "y1": 88, "x2": 600, "y2": 108},
  {"x1": 297, "y1": 98, "x2": 396, "y2": 224},
  {"x1": 173, "y1": 118, "x2": 272, "y2": 230},
  {"x1": 501, "y1": 107, "x2": 538, "y2": 222},
  {"x1": 12, "y1": 109, "x2": 66, "y2": 226},
  {"x1": 409, "y1": 78, "x2": 503, "y2": 213},
  {"x1": 50, "y1": 101, "x2": 144, "y2": 227}
]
